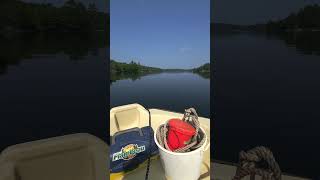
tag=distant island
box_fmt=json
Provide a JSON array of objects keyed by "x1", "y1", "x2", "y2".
[
  {"x1": 0, "y1": 0, "x2": 108, "y2": 34},
  {"x1": 213, "y1": 4, "x2": 320, "y2": 33},
  {"x1": 110, "y1": 60, "x2": 210, "y2": 82}
]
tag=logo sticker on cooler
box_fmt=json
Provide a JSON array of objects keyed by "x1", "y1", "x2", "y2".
[{"x1": 112, "y1": 144, "x2": 146, "y2": 161}]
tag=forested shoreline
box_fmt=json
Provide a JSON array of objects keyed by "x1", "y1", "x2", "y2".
[
  {"x1": 0, "y1": 0, "x2": 108, "y2": 33},
  {"x1": 110, "y1": 60, "x2": 210, "y2": 82},
  {"x1": 213, "y1": 4, "x2": 320, "y2": 33}
]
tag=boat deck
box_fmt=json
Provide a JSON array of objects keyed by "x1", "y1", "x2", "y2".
[
  {"x1": 110, "y1": 105, "x2": 211, "y2": 180},
  {"x1": 109, "y1": 158, "x2": 309, "y2": 180},
  {"x1": 110, "y1": 104, "x2": 309, "y2": 180},
  {"x1": 211, "y1": 161, "x2": 309, "y2": 180},
  {"x1": 0, "y1": 104, "x2": 309, "y2": 180}
]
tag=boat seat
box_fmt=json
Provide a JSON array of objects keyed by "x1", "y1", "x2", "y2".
[
  {"x1": 115, "y1": 108, "x2": 140, "y2": 131},
  {"x1": 110, "y1": 104, "x2": 149, "y2": 135},
  {"x1": 0, "y1": 133, "x2": 108, "y2": 180}
]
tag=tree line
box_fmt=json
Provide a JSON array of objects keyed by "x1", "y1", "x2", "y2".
[
  {"x1": 212, "y1": 4, "x2": 320, "y2": 33},
  {"x1": 192, "y1": 63, "x2": 210, "y2": 79},
  {"x1": 193, "y1": 63, "x2": 210, "y2": 73},
  {"x1": 266, "y1": 4, "x2": 320, "y2": 30},
  {"x1": 266, "y1": 4, "x2": 320, "y2": 31},
  {"x1": 110, "y1": 60, "x2": 162, "y2": 75},
  {"x1": 110, "y1": 60, "x2": 211, "y2": 82},
  {"x1": 0, "y1": 0, "x2": 108, "y2": 33}
]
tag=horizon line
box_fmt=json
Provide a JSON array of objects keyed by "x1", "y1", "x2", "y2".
[{"x1": 111, "y1": 59, "x2": 209, "y2": 70}]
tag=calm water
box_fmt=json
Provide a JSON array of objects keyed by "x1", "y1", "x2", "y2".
[
  {"x1": 0, "y1": 32, "x2": 108, "y2": 151},
  {"x1": 214, "y1": 31, "x2": 320, "y2": 178},
  {"x1": 110, "y1": 72, "x2": 210, "y2": 118}
]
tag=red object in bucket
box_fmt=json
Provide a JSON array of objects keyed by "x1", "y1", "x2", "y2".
[{"x1": 167, "y1": 118, "x2": 196, "y2": 151}]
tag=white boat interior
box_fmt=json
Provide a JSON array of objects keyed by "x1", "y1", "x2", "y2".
[
  {"x1": 0, "y1": 103, "x2": 309, "y2": 180},
  {"x1": 110, "y1": 103, "x2": 211, "y2": 180}
]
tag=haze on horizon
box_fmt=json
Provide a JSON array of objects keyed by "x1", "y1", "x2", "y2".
[
  {"x1": 111, "y1": 0, "x2": 210, "y2": 69},
  {"x1": 212, "y1": 0, "x2": 320, "y2": 25}
]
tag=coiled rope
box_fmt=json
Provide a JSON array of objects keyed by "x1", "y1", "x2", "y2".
[
  {"x1": 156, "y1": 108, "x2": 206, "y2": 152},
  {"x1": 233, "y1": 146, "x2": 282, "y2": 180}
]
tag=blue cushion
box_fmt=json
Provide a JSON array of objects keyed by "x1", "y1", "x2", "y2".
[{"x1": 110, "y1": 126, "x2": 159, "y2": 173}]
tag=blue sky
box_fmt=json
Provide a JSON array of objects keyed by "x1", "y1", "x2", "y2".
[{"x1": 111, "y1": 0, "x2": 210, "y2": 69}]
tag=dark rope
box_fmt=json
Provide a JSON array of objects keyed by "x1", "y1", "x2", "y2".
[
  {"x1": 145, "y1": 109, "x2": 152, "y2": 180},
  {"x1": 233, "y1": 146, "x2": 282, "y2": 180}
]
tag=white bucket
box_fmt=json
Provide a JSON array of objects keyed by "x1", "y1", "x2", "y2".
[{"x1": 154, "y1": 126, "x2": 210, "y2": 180}]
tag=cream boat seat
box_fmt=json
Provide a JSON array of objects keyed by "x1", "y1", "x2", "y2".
[{"x1": 0, "y1": 133, "x2": 108, "y2": 180}]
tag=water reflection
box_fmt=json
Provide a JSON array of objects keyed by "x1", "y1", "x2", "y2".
[
  {"x1": 0, "y1": 32, "x2": 108, "y2": 75},
  {"x1": 214, "y1": 29, "x2": 320, "y2": 56},
  {"x1": 110, "y1": 71, "x2": 210, "y2": 84},
  {"x1": 273, "y1": 31, "x2": 320, "y2": 55},
  {"x1": 0, "y1": 32, "x2": 108, "y2": 150},
  {"x1": 111, "y1": 72, "x2": 210, "y2": 118},
  {"x1": 213, "y1": 31, "x2": 320, "y2": 178},
  {"x1": 110, "y1": 72, "x2": 157, "y2": 84}
]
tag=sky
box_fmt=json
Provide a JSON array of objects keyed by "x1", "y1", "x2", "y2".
[
  {"x1": 212, "y1": 0, "x2": 320, "y2": 25},
  {"x1": 22, "y1": 0, "x2": 108, "y2": 12},
  {"x1": 110, "y1": 0, "x2": 210, "y2": 69}
]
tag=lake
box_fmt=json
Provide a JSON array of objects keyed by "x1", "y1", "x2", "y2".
[
  {"x1": 214, "y1": 31, "x2": 320, "y2": 178},
  {"x1": 0, "y1": 32, "x2": 108, "y2": 151},
  {"x1": 110, "y1": 72, "x2": 210, "y2": 118}
]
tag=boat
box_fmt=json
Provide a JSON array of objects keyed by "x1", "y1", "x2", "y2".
[
  {"x1": 109, "y1": 103, "x2": 210, "y2": 180},
  {"x1": 0, "y1": 103, "x2": 309, "y2": 180},
  {"x1": 110, "y1": 104, "x2": 309, "y2": 180}
]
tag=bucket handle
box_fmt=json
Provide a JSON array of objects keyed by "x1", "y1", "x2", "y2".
[{"x1": 203, "y1": 139, "x2": 210, "y2": 152}]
